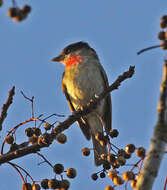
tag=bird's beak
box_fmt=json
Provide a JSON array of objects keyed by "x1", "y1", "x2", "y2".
[{"x1": 51, "y1": 53, "x2": 65, "y2": 62}]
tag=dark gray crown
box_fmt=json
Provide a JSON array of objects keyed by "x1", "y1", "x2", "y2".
[{"x1": 63, "y1": 41, "x2": 94, "y2": 55}]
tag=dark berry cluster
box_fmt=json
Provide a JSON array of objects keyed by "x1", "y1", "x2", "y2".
[
  {"x1": 81, "y1": 128, "x2": 146, "y2": 189},
  {"x1": 7, "y1": 5, "x2": 31, "y2": 22}
]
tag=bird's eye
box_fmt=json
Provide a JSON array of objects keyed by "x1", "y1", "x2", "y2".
[{"x1": 64, "y1": 48, "x2": 71, "y2": 55}]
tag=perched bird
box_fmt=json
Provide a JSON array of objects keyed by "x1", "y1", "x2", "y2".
[{"x1": 52, "y1": 41, "x2": 112, "y2": 166}]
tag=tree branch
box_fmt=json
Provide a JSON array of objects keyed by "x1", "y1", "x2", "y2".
[
  {"x1": 0, "y1": 86, "x2": 15, "y2": 131},
  {"x1": 135, "y1": 61, "x2": 167, "y2": 190},
  {"x1": 0, "y1": 66, "x2": 135, "y2": 165}
]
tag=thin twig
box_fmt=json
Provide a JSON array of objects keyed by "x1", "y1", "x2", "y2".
[
  {"x1": 0, "y1": 86, "x2": 15, "y2": 131},
  {"x1": 137, "y1": 45, "x2": 161, "y2": 55},
  {"x1": 36, "y1": 152, "x2": 53, "y2": 168}
]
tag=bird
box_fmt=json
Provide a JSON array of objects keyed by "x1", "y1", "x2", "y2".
[{"x1": 51, "y1": 41, "x2": 112, "y2": 166}]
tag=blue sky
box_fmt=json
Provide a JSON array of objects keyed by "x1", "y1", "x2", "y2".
[{"x1": 0, "y1": 0, "x2": 167, "y2": 189}]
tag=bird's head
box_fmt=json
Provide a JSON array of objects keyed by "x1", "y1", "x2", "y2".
[{"x1": 51, "y1": 41, "x2": 98, "y2": 67}]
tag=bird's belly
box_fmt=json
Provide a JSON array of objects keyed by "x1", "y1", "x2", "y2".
[{"x1": 64, "y1": 64, "x2": 105, "y2": 110}]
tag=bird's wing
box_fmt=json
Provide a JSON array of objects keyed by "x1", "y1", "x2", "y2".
[
  {"x1": 62, "y1": 72, "x2": 91, "y2": 140},
  {"x1": 98, "y1": 64, "x2": 112, "y2": 134}
]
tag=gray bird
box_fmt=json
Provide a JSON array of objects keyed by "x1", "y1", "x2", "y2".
[{"x1": 52, "y1": 41, "x2": 112, "y2": 166}]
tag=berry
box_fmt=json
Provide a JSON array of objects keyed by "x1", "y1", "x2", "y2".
[
  {"x1": 25, "y1": 128, "x2": 34, "y2": 137},
  {"x1": 48, "y1": 179, "x2": 60, "y2": 189},
  {"x1": 100, "y1": 172, "x2": 106, "y2": 178},
  {"x1": 13, "y1": 10, "x2": 26, "y2": 22},
  {"x1": 160, "y1": 21, "x2": 167, "y2": 29},
  {"x1": 60, "y1": 179, "x2": 70, "y2": 189},
  {"x1": 113, "y1": 176, "x2": 124, "y2": 186},
  {"x1": 158, "y1": 31, "x2": 166, "y2": 40},
  {"x1": 105, "y1": 186, "x2": 114, "y2": 190},
  {"x1": 53, "y1": 163, "x2": 64, "y2": 174},
  {"x1": 136, "y1": 147, "x2": 146, "y2": 158},
  {"x1": 56, "y1": 133, "x2": 67, "y2": 144},
  {"x1": 66, "y1": 168, "x2": 77, "y2": 178},
  {"x1": 38, "y1": 133, "x2": 51, "y2": 146},
  {"x1": 161, "y1": 40, "x2": 167, "y2": 50},
  {"x1": 116, "y1": 156, "x2": 126, "y2": 166},
  {"x1": 109, "y1": 129, "x2": 119, "y2": 138},
  {"x1": 125, "y1": 144, "x2": 136, "y2": 154},
  {"x1": 5, "y1": 135, "x2": 14, "y2": 144},
  {"x1": 107, "y1": 170, "x2": 118, "y2": 179},
  {"x1": 7, "y1": 8, "x2": 18, "y2": 18},
  {"x1": 91, "y1": 173, "x2": 98, "y2": 181},
  {"x1": 103, "y1": 161, "x2": 111, "y2": 170},
  {"x1": 131, "y1": 180, "x2": 137, "y2": 188},
  {"x1": 107, "y1": 154, "x2": 116, "y2": 163},
  {"x1": 33, "y1": 128, "x2": 41, "y2": 136},
  {"x1": 32, "y1": 184, "x2": 41, "y2": 190},
  {"x1": 29, "y1": 136, "x2": 38, "y2": 144},
  {"x1": 122, "y1": 171, "x2": 135, "y2": 181},
  {"x1": 41, "y1": 179, "x2": 49, "y2": 189},
  {"x1": 44, "y1": 123, "x2": 52, "y2": 131},
  {"x1": 22, "y1": 5, "x2": 31, "y2": 14},
  {"x1": 82, "y1": 147, "x2": 90, "y2": 156},
  {"x1": 22, "y1": 183, "x2": 32, "y2": 190}
]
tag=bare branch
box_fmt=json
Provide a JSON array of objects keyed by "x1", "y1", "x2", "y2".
[
  {"x1": 135, "y1": 61, "x2": 167, "y2": 190},
  {"x1": 0, "y1": 86, "x2": 15, "y2": 131},
  {"x1": 0, "y1": 66, "x2": 135, "y2": 165}
]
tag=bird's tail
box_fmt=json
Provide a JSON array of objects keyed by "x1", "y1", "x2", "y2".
[
  {"x1": 92, "y1": 135, "x2": 107, "y2": 166},
  {"x1": 87, "y1": 113, "x2": 107, "y2": 166}
]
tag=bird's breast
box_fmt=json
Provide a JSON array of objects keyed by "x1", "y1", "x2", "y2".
[{"x1": 63, "y1": 62, "x2": 105, "y2": 108}]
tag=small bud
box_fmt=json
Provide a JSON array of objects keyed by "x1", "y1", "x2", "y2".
[
  {"x1": 56, "y1": 133, "x2": 67, "y2": 144},
  {"x1": 91, "y1": 173, "x2": 98, "y2": 181},
  {"x1": 53, "y1": 163, "x2": 64, "y2": 174},
  {"x1": 82, "y1": 147, "x2": 90, "y2": 156},
  {"x1": 66, "y1": 168, "x2": 77, "y2": 178},
  {"x1": 136, "y1": 147, "x2": 146, "y2": 158}
]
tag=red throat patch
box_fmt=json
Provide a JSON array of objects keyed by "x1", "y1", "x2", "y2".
[{"x1": 66, "y1": 55, "x2": 83, "y2": 67}]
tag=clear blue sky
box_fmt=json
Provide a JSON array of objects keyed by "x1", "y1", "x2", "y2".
[{"x1": 0, "y1": 0, "x2": 167, "y2": 189}]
